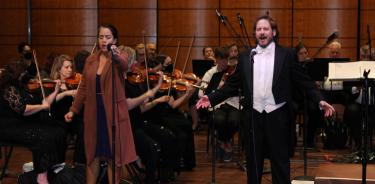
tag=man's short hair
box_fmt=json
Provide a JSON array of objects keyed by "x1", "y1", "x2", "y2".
[
  {"x1": 253, "y1": 15, "x2": 279, "y2": 43},
  {"x1": 17, "y1": 42, "x2": 30, "y2": 54},
  {"x1": 214, "y1": 47, "x2": 229, "y2": 59}
]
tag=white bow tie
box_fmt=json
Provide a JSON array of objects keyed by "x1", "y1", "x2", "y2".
[{"x1": 256, "y1": 47, "x2": 271, "y2": 54}]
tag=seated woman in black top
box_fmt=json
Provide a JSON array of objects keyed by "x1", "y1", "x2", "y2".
[
  {"x1": 49, "y1": 54, "x2": 85, "y2": 165},
  {"x1": 143, "y1": 81, "x2": 198, "y2": 171},
  {"x1": 0, "y1": 67, "x2": 66, "y2": 184},
  {"x1": 126, "y1": 71, "x2": 179, "y2": 183}
]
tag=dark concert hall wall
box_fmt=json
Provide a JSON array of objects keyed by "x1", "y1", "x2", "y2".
[{"x1": 0, "y1": 0, "x2": 374, "y2": 69}]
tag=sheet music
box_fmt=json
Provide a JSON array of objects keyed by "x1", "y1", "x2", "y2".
[{"x1": 328, "y1": 61, "x2": 375, "y2": 80}]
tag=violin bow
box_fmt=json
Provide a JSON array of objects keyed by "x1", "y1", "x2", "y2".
[
  {"x1": 168, "y1": 41, "x2": 181, "y2": 96},
  {"x1": 182, "y1": 36, "x2": 195, "y2": 74},
  {"x1": 142, "y1": 31, "x2": 151, "y2": 90},
  {"x1": 32, "y1": 50, "x2": 51, "y2": 116},
  {"x1": 32, "y1": 50, "x2": 46, "y2": 100}
]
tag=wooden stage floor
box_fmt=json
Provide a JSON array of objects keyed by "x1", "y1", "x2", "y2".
[{"x1": 1, "y1": 128, "x2": 371, "y2": 184}]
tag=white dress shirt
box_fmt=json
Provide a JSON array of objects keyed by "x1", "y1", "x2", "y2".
[{"x1": 253, "y1": 42, "x2": 285, "y2": 113}]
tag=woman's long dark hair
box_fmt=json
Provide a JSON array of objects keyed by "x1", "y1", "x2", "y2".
[
  {"x1": 0, "y1": 66, "x2": 16, "y2": 89},
  {"x1": 98, "y1": 24, "x2": 119, "y2": 46}
]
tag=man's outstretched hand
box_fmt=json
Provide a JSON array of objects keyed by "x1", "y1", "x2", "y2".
[
  {"x1": 196, "y1": 95, "x2": 211, "y2": 109},
  {"x1": 319, "y1": 101, "x2": 335, "y2": 117}
]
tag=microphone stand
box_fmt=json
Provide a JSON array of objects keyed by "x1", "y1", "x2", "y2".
[
  {"x1": 294, "y1": 91, "x2": 314, "y2": 181},
  {"x1": 249, "y1": 50, "x2": 260, "y2": 184},
  {"x1": 210, "y1": 104, "x2": 217, "y2": 184},
  {"x1": 216, "y1": 9, "x2": 248, "y2": 49},
  {"x1": 237, "y1": 13, "x2": 252, "y2": 48},
  {"x1": 111, "y1": 51, "x2": 117, "y2": 184},
  {"x1": 236, "y1": 88, "x2": 246, "y2": 171},
  {"x1": 361, "y1": 70, "x2": 370, "y2": 184}
]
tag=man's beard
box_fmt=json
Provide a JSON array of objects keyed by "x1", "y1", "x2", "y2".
[{"x1": 257, "y1": 36, "x2": 274, "y2": 48}]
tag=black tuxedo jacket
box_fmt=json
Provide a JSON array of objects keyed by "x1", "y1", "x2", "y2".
[{"x1": 208, "y1": 44, "x2": 323, "y2": 111}]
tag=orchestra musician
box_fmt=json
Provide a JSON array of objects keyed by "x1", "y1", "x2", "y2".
[
  {"x1": 0, "y1": 66, "x2": 66, "y2": 184},
  {"x1": 49, "y1": 54, "x2": 86, "y2": 165},
  {"x1": 125, "y1": 71, "x2": 179, "y2": 183},
  {"x1": 64, "y1": 24, "x2": 137, "y2": 184},
  {"x1": 134, "y1": 43, "x2": 161, "y2": 72},
  {"x1": 198, "y1": 47, "x2": 240, "y2": 162},
  {"x1": 359, "y1": 44, "x2": 375, "y2": 61},
  {"x1": 328, "y1": 40, "x2": 341, "y2": 58},
  {"x1": 143, "y1": 81, "x2": 198, "y2": 172},
  {"x1": 228, "y1": 43, "x2": 239, "y2": 58},
  {"x1": 142, "y1": 54, "x2": 199, "y2": 171},
  {"x1": 202, "y1": 46, "x2": 215, "y2": 61},
  {"x1": 293, "y1": 43, "x2": 324, "y2": 148},
  {"x1": 189, "y1": 46, "x2": 216, "y2": 131},
  {"x1": 118, "y1": 45, "x2": 137, "y2": 73},
  {"x1": 10, "y1": 42, "x2": 37, "y2": 85},
  {"x1": 146, "y1": 42, "x2": 157, "y2": 60},
  {"x1": 197, "y1": 15, "x2": 335, "y2": 184}
]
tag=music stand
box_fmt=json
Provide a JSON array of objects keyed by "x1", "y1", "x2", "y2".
[
  {"x1": 328, "y1": 61, "x2": 375, "y2": 184},
  {"x1": 192, "y1": 59, "x2": 215, "y2": 78},
  {"x1": 305, "y1": 58, "x2": 351, "y2": 81}
]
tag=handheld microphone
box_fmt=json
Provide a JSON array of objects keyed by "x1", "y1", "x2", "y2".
[
  {"x1": 106, "y1": 44, "x2": 120, "y2": 63},
  {"x1": 107, "y1": 44, "x2": 113, "y2": 52},
  {"x1": 250, "y1": 49, "x2": 257, "y2": 58}
]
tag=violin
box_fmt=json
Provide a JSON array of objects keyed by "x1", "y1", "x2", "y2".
[
  {"x1": 27, "y1": 78, "x2": 56, "y2": 92},
  {"x1": 126, "y1": 67, "x2": 158, "y2": 85},
  {"x1": 172, "y1": 73, "x2": 199, "y2": 92},
  {"x1": 63, "y1": 73, "x2": 82, "y2": 90},
  {"x1": 159, "y1": 74, "x2": 173, "y2": 92}
]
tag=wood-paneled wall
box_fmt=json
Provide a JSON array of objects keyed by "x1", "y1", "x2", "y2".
[
  {"x1": 99, "y1": 0, "x2": 157, "y2": 48},
  {"x1": 362, "y1": 0, "x2": 375, "y2": 50},
  {"x1": 158, "y1": 0, "x2": 219, "y2": 71},
  {"x1": 32, "y1": 0, "x2": 98, "y2": 64},
  {"x1": 1, "y1": 0, "x2": 375, "y2": 71},
  {"x1": 0, "y1": 1, "x2": 28, "y2": 65},
  {"x1": 293, "y1": 0, "x2": 358, "y2": 58}
]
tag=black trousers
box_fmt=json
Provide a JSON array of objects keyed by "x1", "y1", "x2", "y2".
[
  {"x1": 162, "y1": 112, "x2": 196, "y2": 169},
  {"x1": 243, "y1": 106, "x2": 291, "y2": 184},
  {"x1": 213, "y1": 104, "x2": 240, "y2": 143},
  {"x1": 68, "y1": 116, "x2": 86, "y2": 164},
  {"x1": 143, "y1": 122, "x2": 178, "y2": 170},
  {"x1": 133, "y1": 122, "x2": 178, "y2": 183},
  {"x1": 133, "y1": 128, "x2": 160, "y2": 184},
  {"x1": 0, "y1": 117, "x2": 66, "y2": 174}
]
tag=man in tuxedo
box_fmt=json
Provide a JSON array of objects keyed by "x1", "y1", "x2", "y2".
[{"x1": 197, "y1": 15, "x2": 335, "y2": 184}]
